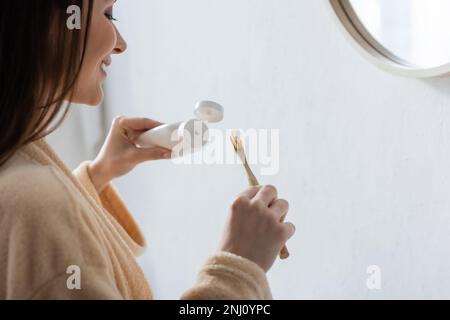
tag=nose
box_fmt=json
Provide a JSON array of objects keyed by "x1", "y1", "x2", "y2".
[{"x1": 113, "y1": 25, "x2": 127, "y2": 54}]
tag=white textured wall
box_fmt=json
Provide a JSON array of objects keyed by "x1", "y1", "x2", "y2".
[{"x1": 52, "y1": 0, "x2": 450, "y2": 299}]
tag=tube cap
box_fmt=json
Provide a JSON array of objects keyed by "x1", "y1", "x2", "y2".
[{"x1": 194, "y1": 101, "x2": 224, "y2": 123}]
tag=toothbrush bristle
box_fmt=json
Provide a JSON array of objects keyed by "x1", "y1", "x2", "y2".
[
  {"x1": 230, "y1": 135, "x2": 238, "y2": 152},
  {"x1": 231, "y1": 136, "x2": 247, "y2": 164},
  {"x1": 230, "y1": 131, "x2": 241, "y2": 152}
]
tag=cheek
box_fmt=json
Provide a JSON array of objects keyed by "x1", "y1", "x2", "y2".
[
  {"x1": 73, "y1": 18, "x2": 116, "y2": 105},
  {"x1": 86, "y1": 18, "x2": 116, "y2": 70}
]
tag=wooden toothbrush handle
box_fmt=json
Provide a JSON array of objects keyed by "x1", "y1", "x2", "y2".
[
  {"x1": 244, "y1": 163, "x2": 259, "y2": 187},
  {"x1": 278, "y1": 195, "x2": 290, "y2": 259},
  {"x1": 280, "y1": 246, "x2": 290, "y2": 260}
]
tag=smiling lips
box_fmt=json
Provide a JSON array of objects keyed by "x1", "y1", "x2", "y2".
[{"x1": 100, "y1": 56, "x2": 111, "y2": 76}]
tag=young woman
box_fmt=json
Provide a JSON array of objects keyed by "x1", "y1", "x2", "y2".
[{"x1": 0, "y1": 0, "x2": 295, "y2": 299}]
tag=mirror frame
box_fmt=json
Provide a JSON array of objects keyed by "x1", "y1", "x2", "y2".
[{"x1": 328, "y1": 0, "x2": 450, "y2": 78}]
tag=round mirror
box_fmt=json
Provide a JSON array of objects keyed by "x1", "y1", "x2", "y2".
[{"x1": 329, "y1": 0, "x2": 450, "y2": 77}]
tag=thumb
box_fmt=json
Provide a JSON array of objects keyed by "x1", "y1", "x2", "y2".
[
  {"x1": 134, "y1": 147, "x2": 172, "y2": 162},
  {"x1": 283, "y1": 222, "x2": 296, "y2": 241}
]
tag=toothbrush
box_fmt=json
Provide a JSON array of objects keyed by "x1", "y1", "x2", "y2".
[
  {"x1": 230, "y1": 131, "x2": 290, "y2": 260},
  {"x1": 230, "y1": 131, "x2": 259, "y2": 187}
]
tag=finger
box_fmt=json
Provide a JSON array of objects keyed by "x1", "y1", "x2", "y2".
[
  {"x1": 118, "y1": 117, "x2": 164, "y2": 132},
  {"x1": 282, "y1": 222, "x2": 296, "y2": 241},
  {"x1": 134, "y1": 147, "x2": 172, "y2": 162},
  {"x1": 270, "y1": 199, "x2": 289, "y2": 221},
  {"x1": 253, "y1": 185, "x2": 278, "y2": 207},
  {"x1": 237, "y1": 185, "x2": 263, "y2": 200},
  {"x1": 115, "y1": 117, "x2": 165, "y2": 144}
]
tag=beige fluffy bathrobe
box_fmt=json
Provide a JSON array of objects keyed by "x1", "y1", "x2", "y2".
[{"x1": 0, "y1": 138, "x2": 272, "y2": 300}]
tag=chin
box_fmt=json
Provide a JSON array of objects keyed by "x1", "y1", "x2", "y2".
[{"x1": 87, "y1": 93, "x2": 104, "y2": 106}]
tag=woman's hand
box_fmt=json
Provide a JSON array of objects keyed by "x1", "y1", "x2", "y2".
[
  {"x1": 219, "y1": 185, "x2": 295, "y2": 272},
  {"x1": 87, "y1": 116, "x2": 172, "y2": 193}
]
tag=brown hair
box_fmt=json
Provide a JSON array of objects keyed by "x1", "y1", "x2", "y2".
[{"x1": 0, "y1": 0, "x2": 93, "y2": 166}]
